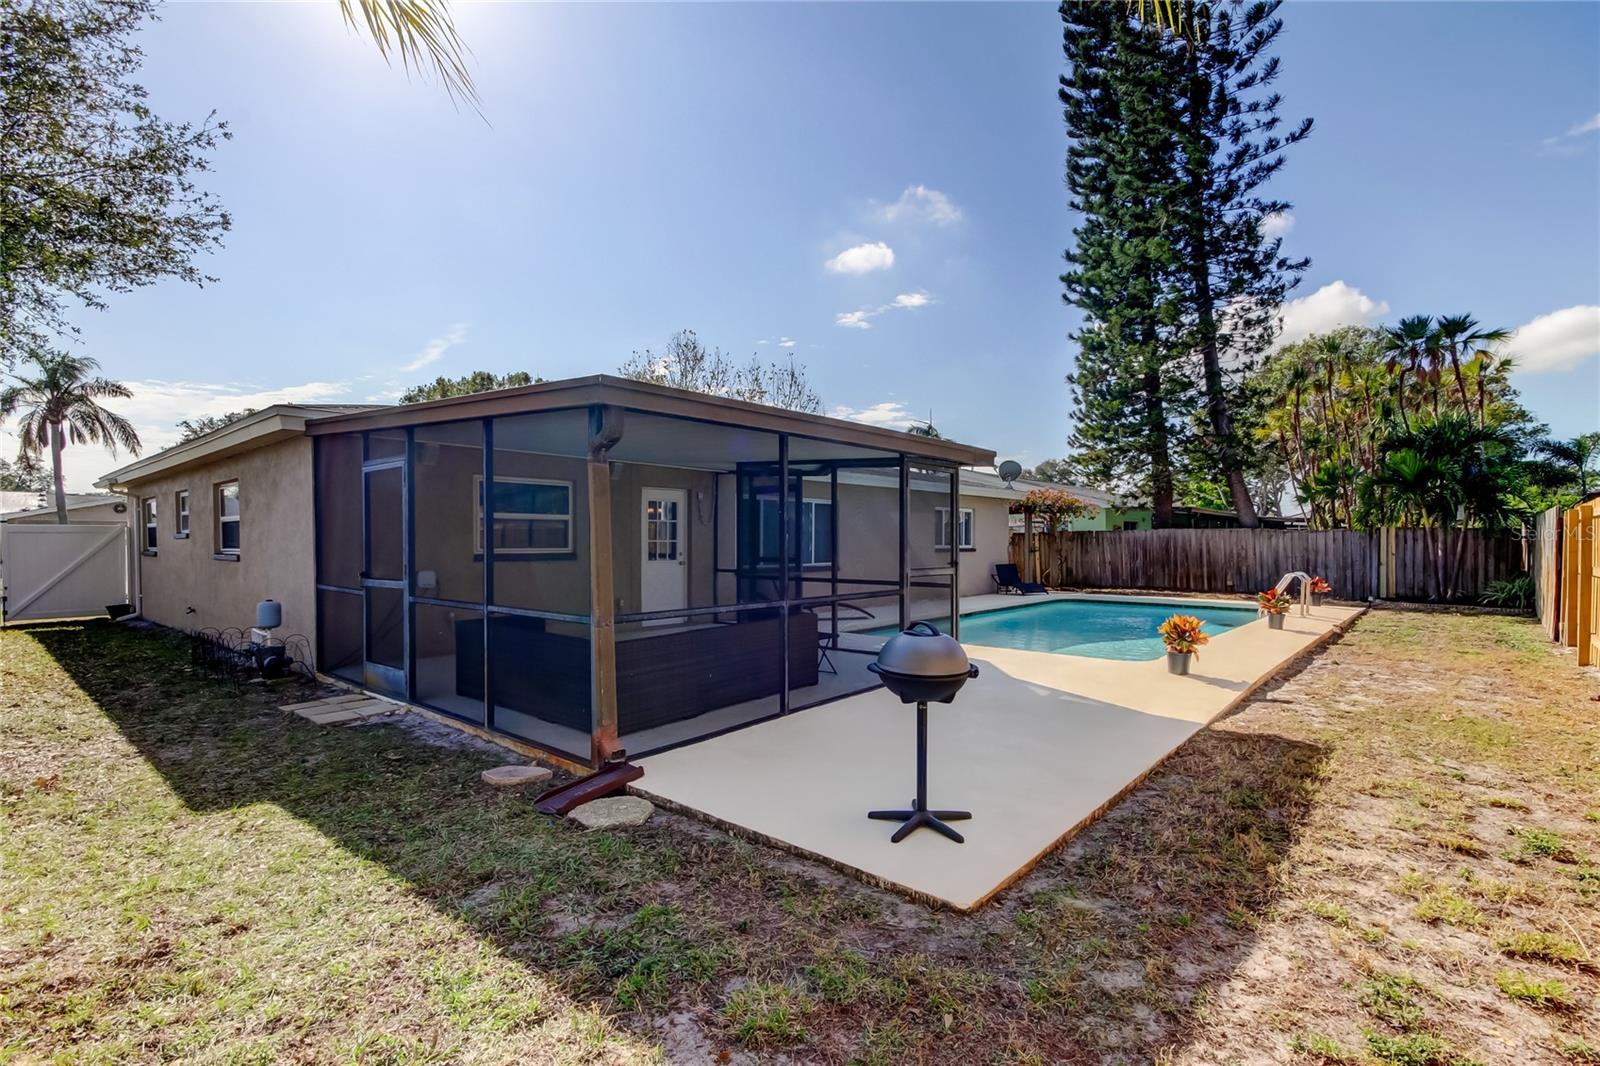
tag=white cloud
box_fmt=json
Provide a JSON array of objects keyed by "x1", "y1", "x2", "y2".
[
  {"x1": 834, "y1": 291, "x2": 934, "y2": 330},
  {"x1": 877, "y1": 185, "x2": 963, "y2": 226},
  {"x1": 1260, "y1": 211, "x2": 1295, "y2": 240},
  {"x1": 1276, "y1": 281, "x2": 1390, "y2": 347},
  {"x1": 778, "y1": 337, "x2": 797, "y2": 348},
  {"x1": 0, "y1": 378, "x2": 354, "y2": 492},
  {"x1": 402, "y1": 322, "x2": 469, "y2": 372},
  {"x1": 1540, "y1": 112, "x2": 1600, "y2": 155},
  {"x1": 824, "y1": 241, "x2": 895, "y2": 275},
  {"x1": 828, "y1": 401, "x2": 922, "y2": 430},
  {"x1": 1506, "y1": 305, "x2": 1600, "y2": 373}
]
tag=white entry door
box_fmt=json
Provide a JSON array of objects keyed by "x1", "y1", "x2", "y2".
[{"x1": 640, "y1": 488, "x2": 687, "y2": 623}]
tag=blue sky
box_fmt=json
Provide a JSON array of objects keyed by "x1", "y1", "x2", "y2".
[{"x1": 12, "y1": 1, "x2": 1599, "y2": 491}]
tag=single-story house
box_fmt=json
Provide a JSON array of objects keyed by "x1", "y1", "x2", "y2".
[
  {"x1": 97, "y1": 376, "x2": 1026, "y2": 768},
  {"x1": 0, "y1": 492, "x2": 130, "y2": 525}
]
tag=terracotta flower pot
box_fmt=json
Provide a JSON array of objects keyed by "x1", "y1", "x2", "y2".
[{"x1": 1166, "y1": 651, "x2": 1192, "y2": 675}]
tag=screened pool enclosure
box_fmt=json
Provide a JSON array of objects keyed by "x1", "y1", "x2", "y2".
[{"x1": 309, "y1": 377, "x2": 994, "y2": 767}]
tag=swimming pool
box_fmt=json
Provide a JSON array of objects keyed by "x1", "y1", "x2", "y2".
[{"x1": 866, "y1": 597, "x2": 1259, "y2": 661}]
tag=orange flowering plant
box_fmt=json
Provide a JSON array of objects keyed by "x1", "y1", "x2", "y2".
[
  {"x1": 1157, "y1": 614, "x2": 1210, "y2": 655},
  {"x1": 1309, "y1": 576, "x2": 1332, "y2": 594},
  {"x1": 1256, "y1": 588, "x2": 1292, "y2": 614}
]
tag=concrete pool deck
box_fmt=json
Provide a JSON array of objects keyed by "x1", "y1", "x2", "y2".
[{"x1": 634, "y1": 595, "x2": 1367, "y2": 911}]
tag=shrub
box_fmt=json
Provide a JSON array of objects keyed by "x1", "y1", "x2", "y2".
[
  {"x1": 1257, "y1": 588, "x2": 1293, "y2": 614},
  {"x1": 1479, "y1": 575, "x2": 1534, "y2": 611}
]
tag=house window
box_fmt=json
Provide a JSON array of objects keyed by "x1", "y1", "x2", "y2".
[
  {"x1": 216, "y1": 481, "x2": 240, "y2": 554},
  {"x1": 141, "y1": 497, "x2": 157, "y2": 552},
  {"x1": 757, "y1": 497, "x2": 833, "y2": 567},
  {"x1": 476, "y1": 475, "x2": 572, "y2": 555},
  {"x1": 175, "y1": 490, "x2": 190, "y2": 536},
  {"x1": 935, "y1": 506, "x2": 975, "y2": 551}
]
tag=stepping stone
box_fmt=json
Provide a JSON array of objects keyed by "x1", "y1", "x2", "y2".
[
  {"x1": 567, "y1": 796, "x2": 653, "y2": 830},
  {"x1": 481, "y1": 764, "x2": 553, "y2": 787}
]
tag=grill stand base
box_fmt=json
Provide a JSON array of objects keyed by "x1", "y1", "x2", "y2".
[{"x1": 868, "y1": 701, "x2": 970, "y2": 844}]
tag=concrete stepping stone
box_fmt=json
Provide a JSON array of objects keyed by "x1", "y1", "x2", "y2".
[
  {"x1": 567, "y1": 795, "x2": 653, "y2": 830},
  {"x1": 480, "y1": 764, "x2": 553, "y2": 787}
]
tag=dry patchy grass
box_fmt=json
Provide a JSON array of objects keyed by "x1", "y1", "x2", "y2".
[{"x1": 1, "y1": 610, "x2": 1597, "y2": 1064}]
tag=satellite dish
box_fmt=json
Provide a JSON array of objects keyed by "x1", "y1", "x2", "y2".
[{"x1": 997, "y1": 459, "x2": 1023, "y2": 486}]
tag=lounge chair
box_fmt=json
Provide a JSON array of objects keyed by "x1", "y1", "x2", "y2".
[{"x1": 993, "y1": 563, "x2": 1046, "y2": 595}]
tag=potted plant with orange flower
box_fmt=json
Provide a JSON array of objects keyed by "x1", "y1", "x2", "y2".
[
  {"x1": 1157, "y1": 614, "x2": 1209, "y2": 675},
  {"x1": 1309, "y1": 576, "x2": 1332, "y2": 607},
  {"x1": 1257, "y1": 588, "x2": 1292, "y2": 628}
]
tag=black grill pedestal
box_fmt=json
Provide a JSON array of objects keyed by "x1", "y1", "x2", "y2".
[
  {"x1": 865, "y1": 622, "x2": 978, "y2": 845},
  {"x1": 867, "y1": 699, "x2": 971, "y2": 843}
]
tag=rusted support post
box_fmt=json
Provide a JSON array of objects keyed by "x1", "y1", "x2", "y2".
[{"x1": 588, "y1": 404, "x2": 624, "y2": 766}]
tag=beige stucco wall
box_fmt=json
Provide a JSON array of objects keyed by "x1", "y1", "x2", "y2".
[{"x1": 124, "y1": 437, "x2": 316, "y2": 643}]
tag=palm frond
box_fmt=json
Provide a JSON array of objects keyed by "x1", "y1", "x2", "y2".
[{"x1": 340, "y1": 0, "x2": 481, "y2": 115}]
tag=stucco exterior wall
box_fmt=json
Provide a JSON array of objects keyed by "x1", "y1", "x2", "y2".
[{"x1": 124, "y1": 438, "x2": 316, "y2": 643}]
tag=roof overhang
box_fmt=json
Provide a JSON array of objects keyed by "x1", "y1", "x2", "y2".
[
  {"x1": 95, "y1": 406, "x2": 322, "y2": 491},
  {"x1": 303, "y1": 375, "x2": 996, "y2": 468}
]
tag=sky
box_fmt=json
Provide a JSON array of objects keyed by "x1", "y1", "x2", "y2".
[{"x1": 7, "y1": 1, "x2": 1598, "y2": 492}]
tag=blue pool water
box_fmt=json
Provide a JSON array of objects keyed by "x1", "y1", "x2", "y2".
[{"x1": 867, "y1": 598, "x2": 1258, "y2": 661}]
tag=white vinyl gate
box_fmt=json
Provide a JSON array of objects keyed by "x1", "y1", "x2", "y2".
[{"x1": 0, "y1": 522, "x2": 131, "y2": 624}]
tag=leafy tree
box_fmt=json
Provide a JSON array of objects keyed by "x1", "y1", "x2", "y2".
[
  {"x1": 1170, "y1": 0, "x2": 1312, "y2": 527},
  {"x1": 619, "y1": 329, "x2": 823, "y2": 414},
  {"x1": 176, "y1": 409, "x2": 255, "y2": 443},
  {"x1": 1022, "y1": 457, "x2": 1083, "y2": 485},
  {"x1": 1357, "y1": 414, "x2": 1531, "y2": 600},
  {"x1": 1009, "y1": 486, "x2": 1099, "y2": 531},
  {"x1": 1061, "y1": 1, "x2": 1192, "y2": 527},
  {"x1": 0, "y1": 0, "x2": 231, "y2": 366},
  {"x1": 0, "y1": 350, "x2": 139, "y2": 522},
  {"x1": 399, "y1": 370, "x2": 539, "y2": 404},
  {"x1": 0, "y1": 454, "x2": 50, "y2": 492}
]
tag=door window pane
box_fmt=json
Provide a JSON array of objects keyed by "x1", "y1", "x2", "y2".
[{"x1": 366, "y1": 466, "x2": 403, "y2": 581}]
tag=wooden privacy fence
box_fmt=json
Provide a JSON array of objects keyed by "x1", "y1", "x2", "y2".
[
  {"x1": 1559, "y1": 498, "x2": 1599, "y2": 666},
  {"x1": 1532, "y1": 506, "x2": 1562, "y2": 640},
  {"x1": 1009, "y1": 526, "x2": 1528, "y2": 603}
]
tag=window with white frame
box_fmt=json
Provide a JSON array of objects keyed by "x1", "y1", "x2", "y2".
[
  {"x1": 757, "y1": 496, "x2": 833, "y2": 567},
  {"x1": 141, "y1": 497, "x2": 157, "y2": 551},
  {"x1": 175, "y1": 490, "x2": 190, "y2": 536},
  {"x1": 216, "y1": 481, "x2": 240, "y2": 554},
  {"x1": 476, "y1": 475, "x2": 573, "y2": 555},
  {"x1": 934, "y1": 506, "x2": 975, "y2": 551}
]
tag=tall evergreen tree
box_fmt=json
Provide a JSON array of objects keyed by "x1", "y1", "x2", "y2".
[
  {"x1": 1172, "y1": 0, "x2": 1312, "y2": 526},
  {"x1": 1060, "y1": 3, "x2": 1192, "y2": 527}
]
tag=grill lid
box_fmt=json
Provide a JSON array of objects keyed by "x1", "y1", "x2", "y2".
[{"x1": 874, "y1": 621, "x2": 971, "y2": 679}]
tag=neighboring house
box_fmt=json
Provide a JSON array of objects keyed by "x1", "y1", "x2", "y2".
[
  {"x1": 0, "y1": 492, "x2": 130, "y2": 526},
  {"x1": 96, "y1": 376, "x2": 1008, "y2": 768}
]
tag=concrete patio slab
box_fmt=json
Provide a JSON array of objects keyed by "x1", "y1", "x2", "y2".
[{"x1": 635, "y1": 598, "x2": 1365, "y2": 911}]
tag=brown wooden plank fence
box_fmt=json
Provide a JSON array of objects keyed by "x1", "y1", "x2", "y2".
[
  {"x1": 1009, "y1": 527, "x2": 1528, "y2": 603},
  {"x1": 1532, "y1": 506, "x2": 1562, "y2": 640}
]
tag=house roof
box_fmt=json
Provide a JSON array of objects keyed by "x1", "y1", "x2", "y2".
[
  {"x1": 301, "y1": 375, "x2": 995, "y2": 467},
  {"x1": 0, "y1": 492, "x2": 125, "y2": 521},
  {"x1": 94, "y1": 404, "x2": 384, "y2": 491}
]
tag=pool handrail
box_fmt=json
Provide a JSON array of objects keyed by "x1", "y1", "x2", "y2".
[{"x1": 1273, "y1": 571, "x2": 1313, "y2": 616}]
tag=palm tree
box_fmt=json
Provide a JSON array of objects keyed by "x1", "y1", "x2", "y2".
[
  {"x1": 1540, "y1": 432, "x2": 1600, "y2": 496},
  {"x1": 1433, "y1": 314, "x2": 1510, "y2": 420},
  {"x1": 344, "y1": 0, "x2": 480, "y2": 114},
  {"x1": 0, "y1": 352, "x2": 141, "y2": 524}
]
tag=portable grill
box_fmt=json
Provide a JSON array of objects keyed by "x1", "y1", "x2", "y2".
[{"x1": 867, "y1": 621, "x2": 978, "y2": 844}]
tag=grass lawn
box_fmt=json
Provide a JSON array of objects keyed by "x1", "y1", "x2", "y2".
[{"x1": 2, "y1": 611, "x2": 1597, "y2": 1064}]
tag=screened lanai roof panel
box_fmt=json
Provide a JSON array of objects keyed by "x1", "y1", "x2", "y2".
[{"x1": 302, "y1": 375, "x2": 994, "y2": 467}]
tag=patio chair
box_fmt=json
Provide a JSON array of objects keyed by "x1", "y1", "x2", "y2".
[{"x1": 993, "y1": 563, "x2": 1046, "y2": 595}]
